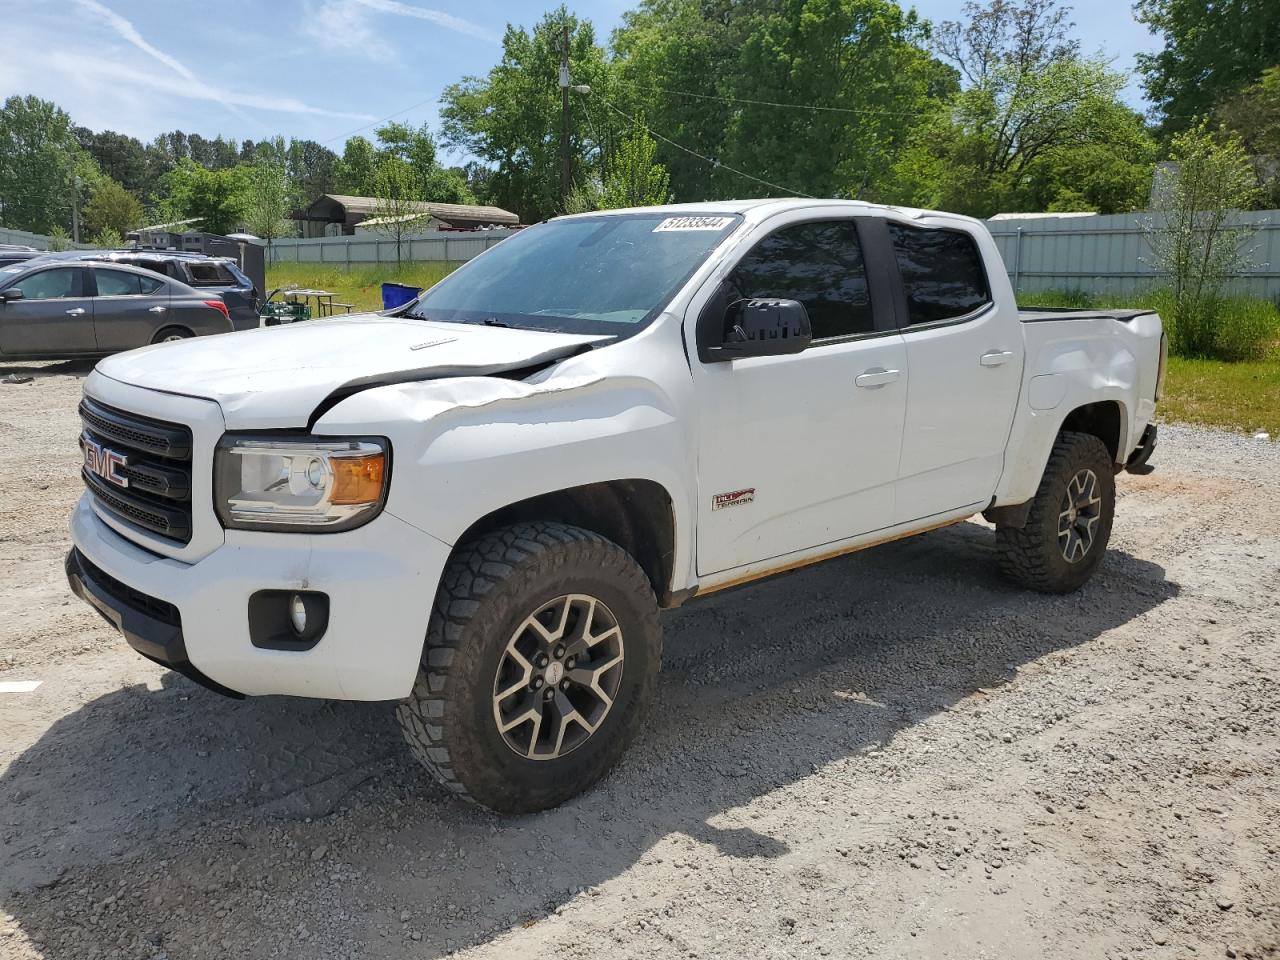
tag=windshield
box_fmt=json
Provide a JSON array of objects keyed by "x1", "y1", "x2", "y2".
[{"x1": 406, "y1": 212, "x2": 742, "y2": 337}]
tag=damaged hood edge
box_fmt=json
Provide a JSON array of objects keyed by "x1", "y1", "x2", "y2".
[{"x1": 92, "y1": 316, "x2": 612, "y2": 430}]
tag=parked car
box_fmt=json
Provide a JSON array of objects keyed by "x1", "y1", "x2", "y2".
[
  {"x1": 30, "y1": 249, "x2": 259, "y2": 330},
  {"x1": 0, "y1": 259, "x2": 235, "y2": 358},
  {"x1": 64, "y1": 199, "x2": 1165, "y2": 814},
  {"x1": 0, "y1": 245, "x2": 42, "y2": 269}
]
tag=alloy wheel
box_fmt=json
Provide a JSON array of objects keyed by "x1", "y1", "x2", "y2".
[
  {"x1": 1058, "y1": 468, "x2": 1102, "y2": 563},
  {"x1": 491, "y1": 593, "x2": 625, "y2": 760}
]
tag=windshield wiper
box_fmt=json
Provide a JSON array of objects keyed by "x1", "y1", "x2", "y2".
[{"x1": 480, "y1": 317, "x2": 512, "y2": 328}]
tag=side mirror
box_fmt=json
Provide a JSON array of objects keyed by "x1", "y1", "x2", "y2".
[
  {"x1": 0, "y1": 288, "x2": 23, "y2": 303},
  {"x1": 706, "y1": 298, "x2": 812, "y2": 361}
]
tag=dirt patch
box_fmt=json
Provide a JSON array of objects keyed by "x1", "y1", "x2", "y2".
[{"x1": 0, "y1": 369, "x2": 1277, "y2": 960}]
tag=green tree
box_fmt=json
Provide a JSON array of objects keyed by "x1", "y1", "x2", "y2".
[
  {"x1": 1135, "y1": 0, "x2": 1280, "y2": 132},
  {"x1": 601, "y1": 122, "x2": 670, "y2": 207},
  {"x1": 75, "y1": 128, "x2": 149, "y2": 197},
  {"x1": 890, "y1": 0, "x2": 1155, "y2": 216},
  {"x1": 1145, "y1": 125, "x2": 1262, "y2": 357},
  {"x1": 286, "y1": 138, "x2": 340, "y2": 203},
  {"x1": 89, "y1": 226, "x2": 125, "y2": 249},
  {"x1": 441, "y1": 7, "x2": 615, "y2": 221},
  {"x1": 241, "y1": 159, "x2": 293, "y2": 255},
  {"x1": 1216, "y1": 66, "x2": 1280, "y2": 206},
  {"x1": 335, "y1": 136, "x2": 380, "y2": 195},
  {"x1": 366, "y1": 156, "x2": 428, "y2": 263},
  {"x1": 159, "y1": 159, "x2": 243, "y2": 233},
  {"x1": 0, "y1": 95, "x2": 80, "y2": 234},
  {"x1": 82, "y1": 177, "x2": 144, "y2": 238}
]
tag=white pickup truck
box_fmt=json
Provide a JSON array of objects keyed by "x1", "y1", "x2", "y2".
[{"x1": 66, "y1": 199, "x2": 1165, "y2": 812}]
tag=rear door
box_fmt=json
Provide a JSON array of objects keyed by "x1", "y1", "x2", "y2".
[
  {"x1": 0, "y1": 266, "x2": 96, "y2": 356},
  {"x1": 886, "y1": 220, "x2": 1023, "y2": 524},
  {"x1": 89, "y1": 267, "x2": 171, "y2": 353}
]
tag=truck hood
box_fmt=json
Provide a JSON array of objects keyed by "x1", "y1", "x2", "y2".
[{"x1": 95, "y1": 314, "x2": 611, "y2": 429}]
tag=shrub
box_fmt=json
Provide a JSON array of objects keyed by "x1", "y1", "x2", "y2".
[{"x1": 1212, "y1": 297, "x2": 1280, "y2": 361}]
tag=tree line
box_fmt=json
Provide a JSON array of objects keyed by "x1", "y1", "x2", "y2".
[{"x1": 1, "y1": 0, "x2": 1277, "y2": 242}]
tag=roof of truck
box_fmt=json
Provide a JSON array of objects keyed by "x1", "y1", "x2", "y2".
[{"x1": 555, "y1": 198, "x2": 981, "y2": 229}]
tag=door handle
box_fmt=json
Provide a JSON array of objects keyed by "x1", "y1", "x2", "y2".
[
  {"x1": 855, "y1": 368, "x2": 901, "y2": 388},
  {"x1": 980, "y1": 350, "x2": 1014, "y2": 366},
  {"x1": 148, "y1": 305, "x2": 167, "y2": 314},
  {"x1": 65, "y1": 307, "x2": 86, "y2": 316}
]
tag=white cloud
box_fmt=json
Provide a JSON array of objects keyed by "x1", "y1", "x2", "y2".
[
  {"x1": 40, "y1": 50, "x2": 376, "y2": 121},
  {"x1": 66, "y1": 0, "x2": 372, "y2": 128},
  {"x1": 353, "y1": 0, "x2": 500, "y2": 43},
  {"x1": 304, "y1": 0, "x2": 499, "y2": 54}
]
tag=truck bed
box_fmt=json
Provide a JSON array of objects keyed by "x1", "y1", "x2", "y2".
[{"x1": 1018, "y1": 307, "x2": 1159, "y2": 324}]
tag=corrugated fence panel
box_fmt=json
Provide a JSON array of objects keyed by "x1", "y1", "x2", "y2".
[
  {"x1": 265, "y1": 229, "x2": 519, "y2": 266},
  {"x1": 985, "y1": 211, "x2": 1280, "y2": 301}
]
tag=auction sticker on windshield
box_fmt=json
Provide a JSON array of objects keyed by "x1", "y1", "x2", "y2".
[{"x1": 653, "y1": 216, "x2": 736, "y2": 232}]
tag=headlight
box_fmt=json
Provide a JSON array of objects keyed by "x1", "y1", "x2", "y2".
[{"x1": 215, "y1": 435, "x2": 389, "y2": 532}]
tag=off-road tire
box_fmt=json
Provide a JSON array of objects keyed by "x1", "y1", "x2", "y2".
[
  {"x1": 397, "y1": 521, "x2": 662, "y2": 813},
  {"x1": 996, "y1": 431, "x2": 1116, "y2": 594}
]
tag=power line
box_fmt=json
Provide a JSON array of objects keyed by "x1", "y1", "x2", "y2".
[
  {"x1": 623, "y1": 82, "x2": 931, "y2": 119},
  {"x1": 320, "y1": 94, "x2": 441, "y2": 147},
  {"x1": 597, "y1": 96, "x2": 815, "y2": 198}
]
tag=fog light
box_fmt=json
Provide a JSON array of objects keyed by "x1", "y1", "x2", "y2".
[{"x1": 249, "y1": 590, "x2": 330, "y2": 651}]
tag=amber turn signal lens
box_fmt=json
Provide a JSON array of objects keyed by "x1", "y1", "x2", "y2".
[{"x1": 330, "y1": 453, "x2": 385, "y2": 505}]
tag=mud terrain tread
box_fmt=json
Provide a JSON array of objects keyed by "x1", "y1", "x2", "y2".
[
  {"x1": 396, "y1": 521, "x2": 661, "y2": 809},
  {"x1": 996, "y1": 431, "x2": 1114, "y2": 594}
]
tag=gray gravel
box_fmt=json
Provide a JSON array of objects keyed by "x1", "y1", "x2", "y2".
[{"x1": 1, "y1": 363, "x2": 1277, "y2": 960}]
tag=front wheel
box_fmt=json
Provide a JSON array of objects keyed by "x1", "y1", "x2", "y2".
[
  {"x1": 397, "y1": 522, "x2": 662, "y2": 813},
  {"x1": 996, "y1": 431, "x2": 1116, "y2": 593}
]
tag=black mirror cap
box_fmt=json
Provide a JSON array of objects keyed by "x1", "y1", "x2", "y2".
[
  {"x1": 0, "y1": 288, "x2": 23, "y2": 303},
  {"x1": 705, "y1": 297, "x2": 812, "y2": 361}
]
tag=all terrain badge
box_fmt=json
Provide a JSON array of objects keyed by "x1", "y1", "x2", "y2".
[{"x1": 712, "y1": 488, "x2": 755, "y2": 511}]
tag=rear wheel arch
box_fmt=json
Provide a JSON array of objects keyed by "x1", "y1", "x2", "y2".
[
  {"x1": 1059, "y1": 400, "x2": 1127, "y2": 465},
  {"x1": 150, "y1": 325, "x2": 194, "y2": 344},
  {"x1": 452, "y1": 479, "x2": 678, "y2": 606}
]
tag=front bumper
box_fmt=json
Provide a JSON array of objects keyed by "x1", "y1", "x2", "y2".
[
  {"x1": 68, "y1": 494, "x2": 452, "y2": 700},
  {"x1": 66, "y1": 546, "x2": 243, "y2": 697}
]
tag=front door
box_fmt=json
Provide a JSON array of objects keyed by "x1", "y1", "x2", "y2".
[
  {"x1": 689, "y1": 217, "x2": 908, "y2": 575},
  {"x1": 89, "y1": 267, "x2": 171, "y2": 353},
  {"x1": 885, "y1": 220, "x2": 1024, "y2": 524},
  {"x1": 0, "y1": 267, "x2": 95, "y2": 356}
]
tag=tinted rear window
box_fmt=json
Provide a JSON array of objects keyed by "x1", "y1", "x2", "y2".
[
  {"x1": 186, "y1": 263, "x2": 232, "y2": 285},
  {"x1": 888, "y1": 223, "x2": 990, "y2": 326}
]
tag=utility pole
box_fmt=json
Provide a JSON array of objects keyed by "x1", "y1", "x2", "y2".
[
  {"x1": 559, "y1": 22, "x2": 571, "y2": 205},
  {"x1": 71, "y1": 175, "x2": 82, "y2": 244}
]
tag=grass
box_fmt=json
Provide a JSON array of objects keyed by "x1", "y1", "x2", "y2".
[
  {"x1": 1160, "y1": 357, "x2": 1280, "y2": 437},
  {"x1": 266, "y1": 262, "x2": 460, "y2": 313},
  {"x1": 264, "y1": 266, "x2": 1279, "y2": 437}
]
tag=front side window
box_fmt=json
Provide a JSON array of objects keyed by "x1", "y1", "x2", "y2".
[
  {"x1": 407, "y1": 212, "x2": 742, "y2": 337},
  {"x1": 726, "y1": 220, "x2": 873, "y2": 340},
  {"x1": 8, "y1": 268, "x2": 79, "y2": 300},
  {"x1": 888, "y1": 223, "x2": 990, "y2": 326}
]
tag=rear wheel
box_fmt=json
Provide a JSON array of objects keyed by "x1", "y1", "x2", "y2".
[
  {"x1": 996, "y1": 431, "x2": 1116, "y2": 593},
  {"x1": 151, "y1": 326, "x2": 193, "y2": 344},
  {"x1": 397, "y1": 522, "x2": 662, "y2": 813}
]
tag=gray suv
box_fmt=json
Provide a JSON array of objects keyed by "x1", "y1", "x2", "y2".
[{"x1": 0, "y1": 260, "x2": 236, "y2": 359}]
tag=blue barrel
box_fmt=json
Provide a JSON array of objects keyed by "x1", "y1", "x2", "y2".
[{"x1": 381, "y1": 282, "x2": 423, "y2": 310}]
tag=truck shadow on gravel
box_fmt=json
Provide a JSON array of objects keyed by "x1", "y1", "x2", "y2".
[{"x1": 0, "y1": 521, "x2": 1178, "y2": 958}]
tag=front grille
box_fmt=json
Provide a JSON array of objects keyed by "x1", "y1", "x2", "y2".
[{"x1": 79, "y1": 398, "x2": 194, "y2": 545}]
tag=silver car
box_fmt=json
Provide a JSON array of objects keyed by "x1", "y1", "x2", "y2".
[{"x1": 0, "y1": 260, "x2": 239, "y2": 359}]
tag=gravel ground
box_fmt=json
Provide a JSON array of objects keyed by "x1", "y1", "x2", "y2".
[{"x1": 1, "y1": 360, "x2": 1277, "y2": 960}]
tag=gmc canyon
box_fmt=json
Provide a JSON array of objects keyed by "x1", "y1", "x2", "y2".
[{"x1": 65, "y1": 200, "x2": 1165, "y2": 812}]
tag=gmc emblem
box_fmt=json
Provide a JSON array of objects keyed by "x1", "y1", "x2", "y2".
[{"x1": 83, "y1": 436, "x2": 129, "y2": 488}]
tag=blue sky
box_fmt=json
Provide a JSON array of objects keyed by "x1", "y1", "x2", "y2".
[{"x1": 1, "y1": 0, "x2": 1159, "y2": 160}]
